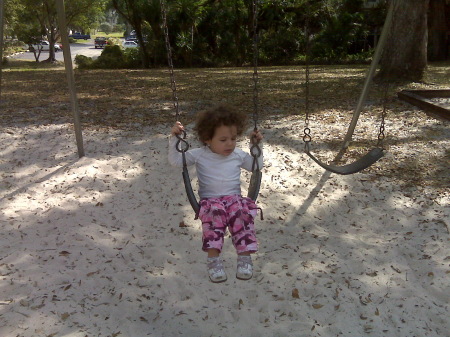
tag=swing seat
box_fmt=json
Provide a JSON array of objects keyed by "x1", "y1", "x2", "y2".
[
  {"x1": 247, "y1": 169, "x2": 262, "y2": 201},
  {"x1": 305, "y1": 147, "x2": 384, "y2": 175},
  {"x1": 182, "y1": 166, "x2": 262, "y2": 215},
  {"x1": 182, "y1": 167, "x2": 200, "y2": 214}
]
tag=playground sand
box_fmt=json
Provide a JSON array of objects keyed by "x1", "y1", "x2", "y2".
[{"x1": 0, "y1": 110, "x2": 449, "y2": 337}]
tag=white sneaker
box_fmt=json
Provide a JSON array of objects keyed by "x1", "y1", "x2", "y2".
[
  {"x1": 236, "y1": 255, "x2": 253, "y2": 280},
  {"x1": 207, "y1": 257, "x2": 227, "y2": 283}
]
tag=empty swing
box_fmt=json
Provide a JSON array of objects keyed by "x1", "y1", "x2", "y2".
[
  {"x1": 161, "y1": 0, "x2": 262, "y2": 213},
  {"x1": 301, "y1": 0, "x2": 394, "y2": 175}
]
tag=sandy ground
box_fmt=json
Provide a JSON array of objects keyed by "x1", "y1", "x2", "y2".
[{"x1": 0, "y1": 107, "x2": 449, "y2": 337}]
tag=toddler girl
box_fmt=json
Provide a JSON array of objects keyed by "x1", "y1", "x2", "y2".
[{"x1": 168, "y1": 105, "x2": 263, "y2": 282}]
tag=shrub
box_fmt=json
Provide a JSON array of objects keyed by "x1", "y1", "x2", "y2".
[
  {"x1": 74, "y1": 44, "x2": 145, "y2": 69},
  {"x1": 260, "y1": 27, "x2": 303, "y2": 65},
  {"x1": 94, "y1": 45, "x2": 126, "y2": 69},
  {"x1": 106, "y1": 37, "x2": 121, "y2": 46},
  {"x1": 123, "y1": 48, "x2": 142, "y2": 68},
  {"x1": 3, "y1": 39, "x2": 27, "y2": 56},
  {"x1": 75, "y1": 54, "x2": 94, "y2": 69}
]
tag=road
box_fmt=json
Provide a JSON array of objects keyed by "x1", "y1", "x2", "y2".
[{"x1": 10, "y1": 41, "x2": 103, "y2": 63}]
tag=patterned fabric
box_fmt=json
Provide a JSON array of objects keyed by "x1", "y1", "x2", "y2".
[{"x1": 199, "y1": 195, "x2": 258, "y2": 254}]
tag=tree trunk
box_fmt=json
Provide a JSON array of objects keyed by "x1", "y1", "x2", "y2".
[
  {"x1": 135, "y1": 29, "x2": 151, "y2": 68},
  {"x1": 428, "y1": 0, "x2": 448, "y2": 61},
  {"x1": 47, "y1": 26, "x2": 57, "y2": 63},
  {"x1": 379, "y1": 0, "x2": 429, "y2": 82}
]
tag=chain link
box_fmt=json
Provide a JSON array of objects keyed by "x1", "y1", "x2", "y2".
[
  {"x1": 250, "y1": 0, "x2": 262, "y2": 166},
  {"x1": 160, "y1": 0, "x2": 180, "y2": 121},
  {"x1": 252, "y1": 0, "x2": 259, "y2": 132},
  {"x1": 303, "y1": 21, "x2": 312, "y2": 149},
  {"x1": 161, "y1": 0, "x2": 189, "y2": 153},
  {"x1": 377, "y1": 83, "x2": 389, "y2": 148}
]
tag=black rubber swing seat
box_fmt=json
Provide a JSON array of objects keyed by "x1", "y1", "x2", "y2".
[
  {"x1": 305, "y1": 147, "x2": 384, "y2": 175},
  {"x1": 247, "y1": 169, "x2": 262, "y2": 201},
  {"x1": 182, "y1": 167, "x2": 262, "y2": 215}
]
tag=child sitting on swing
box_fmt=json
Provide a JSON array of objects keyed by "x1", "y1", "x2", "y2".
[{"x1": 168, "y1": 105, "x2": 263, "y2": 283}]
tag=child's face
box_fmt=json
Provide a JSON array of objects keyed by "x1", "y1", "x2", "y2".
[{"x1": 206, "y1": 125, "x2": 238, "y2": 156}]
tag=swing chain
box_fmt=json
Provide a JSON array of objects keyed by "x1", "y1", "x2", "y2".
[
  {"x1": 250, "y1": 0, "x2": 262, "y2": 167},
  {"x1": 160, "y1": 0, "x2": 190, "y2": 153},
  {"x1": 377, "y1": 83, "x2": 389, "y2": 148},
  {"x1": 252, "y1": 0, "x2": 259, "y2": 132},
  {"x1": 160, "y1": 0, "x2": 179, "y2": 120},
  {"x1": 303, "y1": 22, "x2": 312, "y2": 147}
]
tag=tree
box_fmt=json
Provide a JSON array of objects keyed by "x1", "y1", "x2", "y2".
[
  {"x1": 428, "y1": 0, "x2": 449, "y2": 61},
  {"x1": 3, "y1": 0, "x2": 23, "y2": 38},
  {"x1": 111, "y1": 0, "x2": 151, "y2": 68},
  {"x1": 172, "y1": 0, "x2": 206, "y2": 66},
  {"x1": 100, "y1": 22, "x2": 113, "y2": 34},
  {"x1": 13, "y1": 0, "x2": 107, "y2": 63},
  {"x1": 379, "y1": 0, "x2": 429, "y2": 81}
]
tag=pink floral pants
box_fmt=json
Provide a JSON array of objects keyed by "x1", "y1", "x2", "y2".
[{"x1": 198, "y1": 195, "x2": 259, "y2": 254}]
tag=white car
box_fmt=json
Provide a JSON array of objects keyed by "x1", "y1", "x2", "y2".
[
  {"x1": 29, "y1": 41, "x2": 62, "y2": 52},
  {"x1": 123, "y1": 41, "x2": 138, "y2": 49}
]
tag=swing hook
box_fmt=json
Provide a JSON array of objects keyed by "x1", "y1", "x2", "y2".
[{"x1": 175, "y1": 130, "x2": 190, "y2": 153}]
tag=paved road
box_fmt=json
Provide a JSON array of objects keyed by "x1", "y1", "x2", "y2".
[{"x1": 10, "y1": 41, "x2": 103, "y2": 63}]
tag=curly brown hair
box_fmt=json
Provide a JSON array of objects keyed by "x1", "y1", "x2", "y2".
[{"x1": 194, "y1": 105, "x2": 248, "y2": 144}]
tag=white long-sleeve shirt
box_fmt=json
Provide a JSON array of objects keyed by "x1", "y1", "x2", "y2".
[{"x1": 168, "y1": 136, "x2": 263, "y2": 199}]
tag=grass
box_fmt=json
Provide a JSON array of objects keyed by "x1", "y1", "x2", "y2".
[
  {"x1": 1, "y1": 60, "x2": 448, "y2": 127},
  {"x1": 1, "y1": 60, "x2": 449, "y2": 189},
  {"x1": 91, "y1": 31, "x2": 125, "y2": 39}
]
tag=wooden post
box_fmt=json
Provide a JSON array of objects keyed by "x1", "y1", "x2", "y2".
[
  {"x1": 342, "y1": 0, "x2": 394, "y2": 149},
  {"x1": 55, "y1": 0, "x2": 85, "y2": 158}
]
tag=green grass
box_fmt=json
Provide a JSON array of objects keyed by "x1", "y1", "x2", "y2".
[
  {"x1": 2, "y1": 59, "x2": 65, "y2": 70},
  {"x1": 91, "y1": 31, "x2": 125, "y2": 39}
]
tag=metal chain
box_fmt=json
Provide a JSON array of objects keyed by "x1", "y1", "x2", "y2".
[
  {"x1": 303, "y1": 21, "x2": 312, "y2": 148},
  {"x1": 377, "y1": 83, "x2": 389, "y2": 148},
  {"x1": 250, "y1": 0, "x2": 262, "y2": 167},
  {"x1": 160, "y1": 0, "x2": 180, "y2": 120},
  {"x1": 160, "y1": 0, "x2": 189, "y2": 153},
  {"x1": 252, "y1": 0, "x2": 259, "y2": 132}
]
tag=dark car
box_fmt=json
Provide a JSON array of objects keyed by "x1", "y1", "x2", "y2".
[
  {"x1": 69, "y1": 32, "x2": 91, "y2": 40},
  {"x1": 95, "y1": 37, "x2": 107, "y2": 49}
]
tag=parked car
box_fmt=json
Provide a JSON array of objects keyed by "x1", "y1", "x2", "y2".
[
  {"x1": 123, "y1": 41, "x2": 138, "y2": 49},
  {"x1": 29, "y1": 41, "x2": 62, "y2": 52},
  {"x1": 95, "y1": 37, "x2": 107, "y2": 49},
  {"x1": 69, "y1": 32, "x2": 91, "y2": 40}
]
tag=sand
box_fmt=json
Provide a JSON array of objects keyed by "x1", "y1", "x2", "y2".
[{"x1": 0, "y1": 108, "x2": 449, "y2": 337}]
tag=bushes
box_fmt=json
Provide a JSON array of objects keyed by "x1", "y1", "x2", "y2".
[
  {"x1": 95, "y1": 45, "x2": 125, "y2": 69},
  {"x1": 75, "y1": 45, "x2": 142, "y2": 69},
  {"x1": 123, "y1": 48, "x2": 142, "y2": 68},
  {"x1": 310, "y1": 12, "x2": 369, "y2": 62},
  {"x1": 260, "y1": 27, "x2": 303, "y2": 65},
  {"x1": 3, "y1": 39, "x2": 27, "y2": 56},
  {"x1": 74, "y1": 55, "x2": 94, "y2": 69}
]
